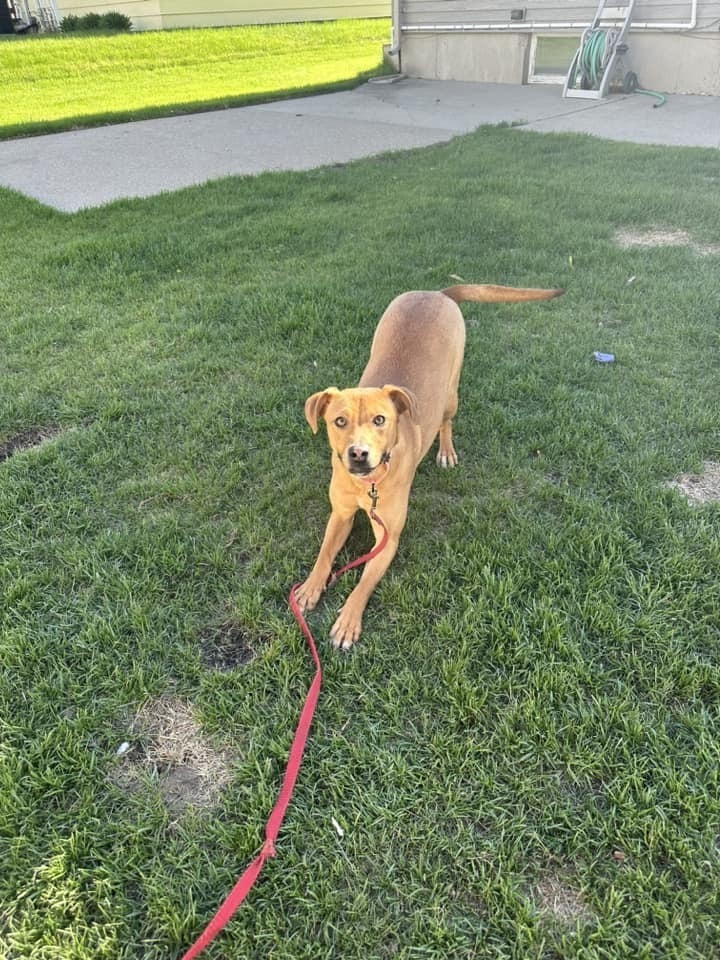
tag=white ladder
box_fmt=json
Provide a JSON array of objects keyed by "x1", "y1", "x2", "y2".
[{"x1": 563, "y1": 0, "x2": 637, "y2": 100}]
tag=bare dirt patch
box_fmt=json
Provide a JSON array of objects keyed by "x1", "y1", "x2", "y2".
[
  {"x1": 0, "y1": 425, "x2": 63, "y2": 463},
  {"x1": 199, "y1": 619, "x2": 266, "y2": 671},
  {"x1": 111, "y1": 695, "x2": 234, "y2": 812},
  {"x1": 534, "y1": 874, "x2": 594, "y2": 924},
  {"x1": 668, "y1": 462, "x2": 720, "y2": 506},
  {"x1": 615, "y1": 228, "x2": 720, "y2": 256}
]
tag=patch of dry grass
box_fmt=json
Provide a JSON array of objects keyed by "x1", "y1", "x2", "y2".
[
  {"x1": 668, "y1": 462, "x2": 720, "y2": 506},
  {"x1": 113, "y1": 695, "x2": 235, "y2": 812},
  {"x1": 534, "y1": 873, "x2": 594, "y2": 925},
  {"x1": 615, "y1": 227, "x2": 720, "y2": 256}
]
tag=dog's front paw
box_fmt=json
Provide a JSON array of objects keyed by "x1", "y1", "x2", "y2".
[
  {"x1": 330, "y1": 604, "x2": 363, "y2": 651},
  {"x1": 293, "y1": 576, "x2": 326, "y2": 613},
  {"x1": 436, "y1": 445, "x2": 459, "y2": 468}
]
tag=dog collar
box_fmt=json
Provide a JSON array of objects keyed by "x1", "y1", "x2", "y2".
[{"x1": 357, "y1": 457, "x2": 391, "y2": 508}]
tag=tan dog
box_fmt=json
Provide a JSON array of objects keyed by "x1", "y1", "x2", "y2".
[{"x1": 295, "y1": 284, "x2": 563, "y2": 649}]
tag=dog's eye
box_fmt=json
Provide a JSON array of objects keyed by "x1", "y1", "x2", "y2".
[
  {"x1": 373, "y1": 415, "x2": 386, "y2": 426},
  {"x1": 333, "y1": 416, "x2": 347, "y2": 428}
]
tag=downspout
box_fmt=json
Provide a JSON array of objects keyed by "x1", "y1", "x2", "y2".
[{"x1": 388, "y1": 0, "x2": 401, "y2": 56}]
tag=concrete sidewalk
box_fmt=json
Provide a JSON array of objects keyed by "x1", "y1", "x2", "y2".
[{"x1": 1, "y1": 78, "x2": 718, "y2": 213}]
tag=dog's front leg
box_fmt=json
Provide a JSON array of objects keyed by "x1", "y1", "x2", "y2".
[
  {"x1": 294, "y1": 509, "x2": 354, "y2": 613},
  {"x1": 330, "y1": 508, "x2": 404, "y2": 651}
]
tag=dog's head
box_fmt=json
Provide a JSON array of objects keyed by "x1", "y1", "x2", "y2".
[{"x1": 304, "y1": 385, "x2": 417, "y2": 478}]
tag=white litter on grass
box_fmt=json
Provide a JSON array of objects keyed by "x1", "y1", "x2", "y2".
[
  {"x1": 331, "y1": 817, "x2": 345, "y2": 838},
  {"x1": 116, "y1": 741, "x2": 131, "y2": 756}
]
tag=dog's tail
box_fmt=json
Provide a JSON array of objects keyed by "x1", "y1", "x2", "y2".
[{"x1": 442, "y1": 284, "x2": 564, "y2": 304}]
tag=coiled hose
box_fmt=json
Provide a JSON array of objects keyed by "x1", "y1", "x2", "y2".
[
  {"x1": 568, "y1": 28, "x2": 666, "y2": 107},
  {"x1": 570, "y1": 28, "x2": 619, "y2": 90}
]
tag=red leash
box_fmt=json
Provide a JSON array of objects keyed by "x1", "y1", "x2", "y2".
[{"x1": 180, "y1": 504, "x2": 388, "y2": 960}]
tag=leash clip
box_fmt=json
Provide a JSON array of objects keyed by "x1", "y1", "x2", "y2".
[{"x1": 368, "y1": 482, "x2": 379, "y2": 511}]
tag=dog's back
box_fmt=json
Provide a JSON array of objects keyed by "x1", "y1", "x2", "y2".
[
  {"x1": 358, "y1": 290, "x2": 465, "y2": 455},
  {"x1": 360, "y1": 285, "x2": 563, "y2": 391},
  {"x1": 359, "y1": 285, "x2": 562, "y2": 456}
]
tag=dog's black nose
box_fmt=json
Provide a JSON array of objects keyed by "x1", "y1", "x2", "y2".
[{"x1": 348, "y1": 445, "x2": 369, "y2": 463}]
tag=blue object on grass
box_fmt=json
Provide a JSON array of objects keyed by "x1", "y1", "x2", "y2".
[{"x1": 593, "y1": 351, "x2": 615, "y2": 363}]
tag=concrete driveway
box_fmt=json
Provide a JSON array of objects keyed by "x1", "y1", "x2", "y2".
[{"x1": 1, "y1": 78, "x2": 718, "y2": 212}]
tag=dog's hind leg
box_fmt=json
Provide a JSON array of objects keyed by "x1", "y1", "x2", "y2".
[
  {"x1": 436, "y1": 379, "x2": 460, "y2": 468},
  {"x1": 437, "y1": 418, "x2": 458, "y2": 468}
]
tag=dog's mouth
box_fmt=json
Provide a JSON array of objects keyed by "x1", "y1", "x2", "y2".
[
  {"x1": 344, "y1": 449, "x2": 391, "y2": 477},
  {"x1": 347, "y1": 461, "x2": 376, "y2": 477}
]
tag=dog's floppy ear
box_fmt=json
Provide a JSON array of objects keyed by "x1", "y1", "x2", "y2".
[
  {"x1": 383, "y1": 384, "x2": 418, "y2": 421},
  {"x1": 304, "y1": 387, "x2": 340, "y2": 434}
]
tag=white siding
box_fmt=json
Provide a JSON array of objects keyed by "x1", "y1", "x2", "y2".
[
  {"x1": 57, "y1": 0, "x2": 389, "y2": 30},
  {"x1": 402, "y1": 1, "x2": 720, "y2": 31}
]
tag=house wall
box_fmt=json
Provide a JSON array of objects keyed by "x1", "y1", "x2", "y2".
[
  {"x1": 160, "y1": 0, "x2": 387, "y2": 27},
  {"x1": 56, "y1": 0, "x2": 389, "y2": 30},
  {"x1": 55, "y1": 0, "x2": 162, "y2": 30},
  {"x1": 398, "y1": 1, "x2": 720, "y2": 95}
]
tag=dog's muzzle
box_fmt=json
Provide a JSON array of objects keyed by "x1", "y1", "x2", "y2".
[
  {"x1": 347, "y1": 444, "x2": 372, "y2": 475},
  {"x1": 346, "y1": 447, "x2": 391, "y2": 476}
]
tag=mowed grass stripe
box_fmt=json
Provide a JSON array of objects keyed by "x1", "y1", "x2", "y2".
[{"x1": 0, "y1": 18, "x2": 391, "y2": 138}]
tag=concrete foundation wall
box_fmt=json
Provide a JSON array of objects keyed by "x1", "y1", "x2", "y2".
[
  {"x1": 625, "y1": 33, "x2": 720, "y2": 95},
  {"x1": 401, "y1": 33, "x2": 530, "y2": 84},
  {"x1": 400, "y1": 30, "x2": 720, "y2": 96}
]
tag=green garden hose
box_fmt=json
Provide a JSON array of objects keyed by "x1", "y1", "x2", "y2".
[
  {"x1": 623, "y1": 70, "x2": 667, "y2": 108},
  {"x1": 569, "y1": 29, "x2": 667, "y2": 107},
  {"x1": 568, "y1": 28, "x2": 618, "y2": 90}
]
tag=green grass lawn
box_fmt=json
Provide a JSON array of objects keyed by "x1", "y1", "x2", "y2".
[
  {"x1": 1, "y1": 126, "x2": 719, "y2": 960},
  {"x1": 0, "y1": 18, "x2": 391, "y2": 139}
]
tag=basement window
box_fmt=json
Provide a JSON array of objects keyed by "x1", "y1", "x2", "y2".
[{"x1": 529, "y1": 35, "x2": 581, "y2": 84}]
